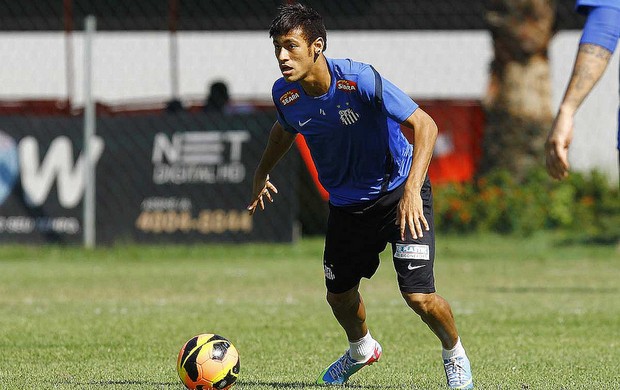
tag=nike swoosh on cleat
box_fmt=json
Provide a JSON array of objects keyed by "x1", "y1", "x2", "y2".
[
  {"x1": 299, "y1": 118, "x2": 312, "y2": 127},
  {"x1": 408, "y1": 264, "x2": 426, "y2": 270}
]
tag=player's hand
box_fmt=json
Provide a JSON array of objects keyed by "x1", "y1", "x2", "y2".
[
  {"x1": 396, "y1": 190, "x2": 429, "y2": 241},
  {"x1": 545, "y1": 111, "x2": 574, "y2": 180},
  {"x1": 247, "y1": 174, "x2": 278, "y2": 215}
]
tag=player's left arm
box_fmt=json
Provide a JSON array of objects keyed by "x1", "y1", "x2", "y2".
[{"x1": 398, "y1": 108, "x2": 438, "y2": 240}]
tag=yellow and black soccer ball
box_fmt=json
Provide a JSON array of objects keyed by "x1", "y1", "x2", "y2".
[{"x1": 177, "y1": 334, "x2": 240, "y2": 390}]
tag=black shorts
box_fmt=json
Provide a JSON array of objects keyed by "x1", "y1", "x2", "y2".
[{"x1": 323, "y1": 178, "x2": 435, "y2": 294}]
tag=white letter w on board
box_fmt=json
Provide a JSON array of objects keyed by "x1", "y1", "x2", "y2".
[{"x1": 19, "y1": 135, "x2": 105, "y2": 209}]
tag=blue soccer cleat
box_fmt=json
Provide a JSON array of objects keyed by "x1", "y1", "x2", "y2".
[
  {"x1": 317, "y1": 341, "x2": 382, "y2": 385},
  {"x1": 443, "y1": 354, "x2": 474, "y2": 389}
]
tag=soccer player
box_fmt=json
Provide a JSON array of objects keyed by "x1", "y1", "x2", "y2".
[
  {"x1": 247, "y1": 4, "x2": 473, "y2": 389},
  {"x1": 545, "y1": 0, "x2": 620, "y2": 180}
]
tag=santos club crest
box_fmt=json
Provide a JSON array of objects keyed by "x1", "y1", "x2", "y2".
[{"x1": 339, "y1": 107, "x2": 360, "y2": 126}]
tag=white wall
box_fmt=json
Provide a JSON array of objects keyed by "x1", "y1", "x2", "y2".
[
  {"x1": 0, "y1": 30, "x2": 617, "y2": 182},
  {"x1": 0, "y1": 31, "x2": 493, "y2": 102}
]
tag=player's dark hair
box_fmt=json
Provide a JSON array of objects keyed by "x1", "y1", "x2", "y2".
[{"x1": 269, "y1": 3, "x2": 327, "y2": 52}]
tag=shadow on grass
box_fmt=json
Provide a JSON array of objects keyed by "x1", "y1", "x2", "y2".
[
  {"x1": 58, "y1": 380, "x2": 180, "y2": 387},
  {"x1": 60, "y1": 379, "x2": 414, "y2": 389},
  {"x1": 488, "y1": 286, "x2": 618, "y2": 294},
  {"x1": 237, "y1": 381, "x2": 308, "y2": 389},
  {"x1": 556, "y1": 234, "x2": 620, "y2": 246},
  {"x1": 238, "y1": 381, "x2": 411, "y2": 389}
]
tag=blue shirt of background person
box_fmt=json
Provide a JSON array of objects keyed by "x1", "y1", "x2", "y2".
[
  {"x1": 272, "y1": 57, "x2": 417, "y2": 207},
  {"x1": 545, "y1": 0, "x2": 620, "y2": 180}
]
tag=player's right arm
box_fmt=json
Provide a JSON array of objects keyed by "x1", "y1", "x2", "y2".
[{"x1": 247, "y1": 121, "x2": 297, "y2": 215}]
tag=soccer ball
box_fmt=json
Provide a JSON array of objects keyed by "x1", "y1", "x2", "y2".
[{"x1": 177, "y1": 334, "x2": 240, "y2": 390}]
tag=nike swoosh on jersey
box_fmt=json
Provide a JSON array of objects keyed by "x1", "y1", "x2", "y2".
[
  {"x1": 407, "y1": 264, "x2": 426, "y2": 270},
  {"x1": 298, "y1": 118, "x2": 312, "y2": 127}
]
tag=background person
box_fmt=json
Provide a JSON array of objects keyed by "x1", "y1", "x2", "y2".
[
  {"x1": 545, "y1": 0, "x2": 620, "y2": 180},
  {"x1": 203, "y1": 81, "x2": 231, "y2": 114}
]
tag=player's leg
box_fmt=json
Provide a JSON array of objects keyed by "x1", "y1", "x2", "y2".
[
  {"x1": 318, "y1": 285, "x2": 382, "y2": 385},
  {"x1": 317, "y1": 205, "x2": 384, "y2": 385},
  {"x1": 391, "y1": 178, "x2": 473, "y2": 389},
  {"x1": 400, "y1": 293, "x2": 472, "y2": 388},
  {"x1": 322, "y1": 203, "x2": 382, "y2": 343},
  {"x1": 326, "y1": 284, "x2": 368, "y2": 342},
  {"x1": 319, "y1": 284, "x2": 383, "y2": 386},
  {"x1": 401, "y1": 292, "x2": 458, "y2": 349}
]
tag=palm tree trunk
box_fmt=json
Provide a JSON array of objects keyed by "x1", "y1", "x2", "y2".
[{"x1": 479, "y1": 0, "x2": 557, "y2": 180}]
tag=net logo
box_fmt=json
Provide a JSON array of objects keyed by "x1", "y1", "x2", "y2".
[
  {"x1": 19, "y1": 135, "x2": 105, "y2": 209},
  {"x1": 151, "y1": 131, "x2": 250, "y2": 184}
]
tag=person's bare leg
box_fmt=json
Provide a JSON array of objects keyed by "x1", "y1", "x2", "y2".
[
  {"x1": 326, "y1": 284, "x2": 367, "y2": 341},
  {"x1": 318, "y1": 285, "x2": 382, "y2": 385},
  {"x1": 402, "y1": 292, "x2": 474, "y2": 388},
  {"x1": 401, "y1": 292, "x2": 458, "y2": 349}
]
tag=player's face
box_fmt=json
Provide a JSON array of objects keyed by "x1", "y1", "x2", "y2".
[{"x1": 273, "y1": 29, "x2": 318, "y2": 82}]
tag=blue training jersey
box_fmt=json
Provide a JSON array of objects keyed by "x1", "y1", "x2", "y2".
[
  {"x1": 577, "y1": 1, "x2": 620, "y2": 53},
  {"x1": 576, "y1": 0, "x2": 620, "y2": 14},
  {"x1": 272, "y1": 57, "x2": 418, "y2": 206}
]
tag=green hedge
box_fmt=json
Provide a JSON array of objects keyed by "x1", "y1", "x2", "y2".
[{"x1": 433, "y1": 168, "x2": 619, "y2": 241}]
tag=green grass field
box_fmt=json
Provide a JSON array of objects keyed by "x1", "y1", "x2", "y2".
[{"x1": 0, "y1": 233, "x2": 618, "y2": 389}]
